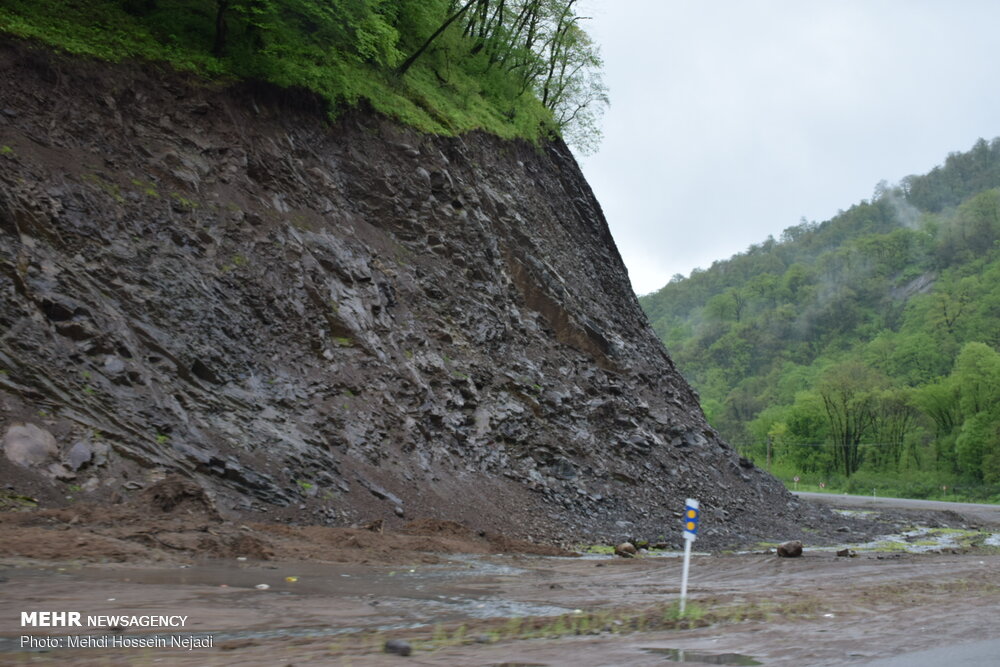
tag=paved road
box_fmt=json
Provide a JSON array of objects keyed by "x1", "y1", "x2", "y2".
[
  {"x1": 855, "y1": 638, "x2": 1000, "y2": 666},
  {"x1": 795, "y1": 491, "x2": 1000, "y2": 525}
]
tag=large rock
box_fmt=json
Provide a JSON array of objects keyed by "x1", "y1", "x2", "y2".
[
  {"x1": 2, "y1": 423, "x2": 59, "y2": 468},
  {"x1": 65, "y1": 440, "x2": 94, "y2": 470},
  {"x1": 384, "y1": 639, "x2": 412, "y2": 656},
  {"x1": 614, "y1": 542, "x2": 637, "y2": 558},
  {"x1": 777, "y1": 540, "x2": 804, "y2": 558}
]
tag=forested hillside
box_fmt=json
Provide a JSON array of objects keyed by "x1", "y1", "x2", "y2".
[
  {"x1": 0, "y1": 0, "x2": 606, "y2": 151},
  {"x1": 640, "y1": 138, "x2": 1000, "y2": 500}
]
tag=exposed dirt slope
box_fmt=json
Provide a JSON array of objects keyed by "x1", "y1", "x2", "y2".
[{"x1": 0, "y1": 40, "x2": 825, "y2": 548}]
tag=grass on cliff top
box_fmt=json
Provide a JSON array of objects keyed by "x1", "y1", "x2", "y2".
[{"x1": 0, "y1": 0, "x2": 554, "y2": 142}]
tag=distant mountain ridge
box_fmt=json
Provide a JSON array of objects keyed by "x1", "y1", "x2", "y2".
[{"x1": 639, "y1": 137, "x2": 1000, "y2": 496}]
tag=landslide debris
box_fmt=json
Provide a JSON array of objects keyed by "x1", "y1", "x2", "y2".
[{"x1": 0, "y1": 40, "x2": 831, "y2": 550}]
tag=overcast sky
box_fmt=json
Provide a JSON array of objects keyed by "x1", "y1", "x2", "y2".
[{"x1": 574, "y1": 1, "x2": 1000, "y2": 295}]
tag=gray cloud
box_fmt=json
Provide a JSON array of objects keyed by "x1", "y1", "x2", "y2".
[{"x1": 576, "y1": 0, "x2": 1000, "y2": 294}]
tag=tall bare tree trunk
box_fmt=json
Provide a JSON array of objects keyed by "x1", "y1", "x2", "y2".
[
  {"x1": 213, "y1": 0, "x2": 230, "y2": 58},
  {"x1": 397, "y1": 0, "x2": 478, "y2": 76}
]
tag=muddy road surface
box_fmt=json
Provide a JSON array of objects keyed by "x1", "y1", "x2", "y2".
[{"x1": 2, "y1": 496, "x2": 999, "y2": 666}]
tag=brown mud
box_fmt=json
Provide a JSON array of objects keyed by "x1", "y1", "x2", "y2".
[
  {"x1": 1, "y1": 493, "x2": 998, "y2": 666},
  {"x1": 0, "y1": 477, "x2": 569, "y2": 566}
]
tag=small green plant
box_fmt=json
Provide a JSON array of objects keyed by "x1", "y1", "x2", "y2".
[
  {"x1": 662, "y1": 600, "x2": 706, "y2": 622},
  {"x1": 0, "y1": 145, "x2": 13, "y2": 156},
  {"x1": 154, "y1": 433, "x2": 169, "y2": 444},
  {"x1": 130, "y1": 179, "x2": 159, "y2": 197},
  {"x1": 0, "y1": 490, "x2": 38, "y2": 510},
  {"x1": 296, "y1": 480, "x2": 314, "y2": 492},
  {"x1": 221, "y1": 254, "x2": 248, "y2": 272},
  {"x1": 501, "y1": 616, "x2": 522, "y2": 638},
  {"x1": 82, "y1": 173, "x2": 124, "y2": 202},
  {"x1": 578, "y1": 544, "x2": 615, "y2": 555},
  {"x1": 170, "y1": 192, "x2": 198, "y2": 209},
  {"x1": 332, "y1": 336, "x2": 353, "y2": 347}
]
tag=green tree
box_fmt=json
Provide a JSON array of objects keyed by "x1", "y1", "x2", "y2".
[
  {"x1": 396, "y1": 0, "x2": 476, "y2": 75},
  {"x1": 954, "y1": 342, "x2": 1000, "y2": 415},
  {"x1": 913, "y1": 376, "x2": 961, "y2": 469},
  {"x1": 951, "y1": 342, "x2": 1000, "y2": 479},
  {"x1": 872, "y1": 388, "x2": 918, "y2": 470},
  {"x1": 817, "y1": 362, "x2": 884, "y2": 477}
]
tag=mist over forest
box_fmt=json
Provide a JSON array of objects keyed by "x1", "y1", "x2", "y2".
[{"x1": 640, "y1": 137, "x2": 1000, "y2": 500}]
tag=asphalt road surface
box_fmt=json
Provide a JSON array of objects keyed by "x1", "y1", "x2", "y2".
[
  {"x1": 794, "y1": 491, "x2": 1000, "y2": 526},
  {"x1": 856, "y1": 638, "x2": 1000, "y2": 666}
]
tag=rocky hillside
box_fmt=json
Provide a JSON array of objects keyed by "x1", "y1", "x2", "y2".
[{"x1": 0, "y1": 41, "x2": 817, "y2": 547}]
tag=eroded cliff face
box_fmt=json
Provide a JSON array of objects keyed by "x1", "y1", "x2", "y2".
[{"x1": 0, "y1": 42, "x2": 806, "y2": 547}]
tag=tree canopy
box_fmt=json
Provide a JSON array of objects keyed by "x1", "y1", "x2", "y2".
[{"x1": 0, "y1": 0, "x2": 608, "y2": 151}]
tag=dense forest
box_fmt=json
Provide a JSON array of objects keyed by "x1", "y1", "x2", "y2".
[
  {"x1": 0, "y1": 0, "x2": 607, "y2": 151},
  {"x1": 640, "y1": 138, "x2": 1000, "y2": 500}
]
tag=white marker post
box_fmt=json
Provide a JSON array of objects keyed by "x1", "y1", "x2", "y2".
[{"x1": 679, "y1": 498, "x2": 699, "y2": 615}]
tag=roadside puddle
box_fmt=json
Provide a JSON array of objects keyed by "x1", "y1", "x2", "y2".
[{"x1": 643, "y1": 647, "x2": 761, "y2": 664}]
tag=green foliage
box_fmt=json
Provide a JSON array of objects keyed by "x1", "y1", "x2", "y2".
[
  {"x1": 641, "y1": 138, "x2": 1000, "y2": 494},
  {"x1": 0, "y1": 0, "x2": 605, "y2": 150},
  {"x1": 662, "y1": 600, "x2": 705, "y2": 622}
]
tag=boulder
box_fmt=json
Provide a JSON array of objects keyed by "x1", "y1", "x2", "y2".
[
  {"x1": 66, "y1": 441, "x2": 94, "y2": 471},
  {"x1": 614, "y1": 542, "x2": 637, "y2": 558},
  {"x1": 384, "y1": 638, "x2": 412, "y2": 656},
  {"x1": 3, "y1": 423, "x2": 59, "y2": 468},
  {"x1": 776, "y1": 540, "x2": 803, "y2": 558}
]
